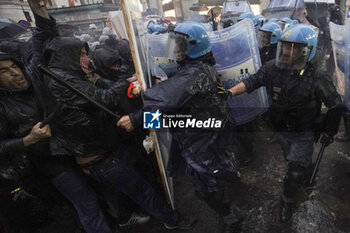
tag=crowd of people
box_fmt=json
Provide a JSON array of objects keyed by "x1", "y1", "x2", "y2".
[{"x1": 0, "y1": 0, "x2": 349, "y2": 233}]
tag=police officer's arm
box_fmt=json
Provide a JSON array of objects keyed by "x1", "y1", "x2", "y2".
[
  {"x1": 118, "y1": 73, "x2": 194, "y2": 131},
  {"x1": 229, "y1": 63, "x2": 269, "y2": 96},
  {"x1": 229, "y1": 82, "x2": 247, "y2": 96},
  {"x1": 315, "y1": 73, "x2": 344, "y2": 137}
]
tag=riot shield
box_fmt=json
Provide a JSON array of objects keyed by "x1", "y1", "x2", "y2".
[
  {"x1": 329, "y1": 21, "x2": 346, "y2": 96},
  {"x1": 262, "y1": 0, "x2": 305, "y2": 20},
  {"x1": 147, "y1": 33, "x2": 179, "y2": 77},
  {"x1": 222, "y1": 1, "x2": 253, "y2": 14},
  {"x1": 345, "y1": 18, "x2": 350, "y2": 109},
  {"x1": 108, "y1": 11, "x2": 128, "y2": 39},
  {"x1": 121, "y1": 0, "x2": 174, "y2": 209},
  {"x1": 209, "y1": 19, "x2": 269, "y2": 125}
]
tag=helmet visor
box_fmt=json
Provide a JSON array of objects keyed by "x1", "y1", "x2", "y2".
[
  {"x1": 258, "y1": 30, "x2": 272, "y2": 48},
  {"x1": 166, "y1": 32, "x2": 190, "y2": 63},
  {"x1": 275, "y1": 40, "x2": 311, "y2": 70},
  {"x1": 277, "y1": 21, "x2": 289, "y2": 32}
]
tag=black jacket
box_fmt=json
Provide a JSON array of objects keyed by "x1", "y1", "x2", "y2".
[
  {"x1": 0, "y1": 84, "x2": 40, "y2": 182},
  {"x1": 243, "y1": 59, "x2": 342, "y2": 132},
  {"x1": 43, "y1": 37, "x2": 129, "y2": 157},
  {"x1": 0, "y1": 18, "x2": 63, "y2": 179},
  {"x1": 259, "y1": 44, "x2": 277, "y2": 65},
  {"x1": 0, "y1": 86, "x2": 42, "y2": 156},
  {"x1": 130, "y1": 59, "x2": 238, "y2": 178}
]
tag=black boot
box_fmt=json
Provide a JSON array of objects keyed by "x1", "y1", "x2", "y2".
[
  {"x1": 196, "y1": 191, "x2": 245, "y2": 233},
  {"x1": 280, "y1": 163, "x2": 307, "y2": 223},
  {"x1": 222, "y1": 204, "x2": 246, "y2": 233},
  {"x1": 280, "y1": 198, "x2": 293, "y2": 223}
]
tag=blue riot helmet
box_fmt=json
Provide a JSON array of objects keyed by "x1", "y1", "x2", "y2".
[
  {"x1": 255, "y1": 15, "x2": 266, "y2": 27},
  {"x1": 257, "y1": 22, "x2": 282, "y2": 49},
  {"x1": 276, "y1": 24, "x2": 317, "y2": 70},
  {"x1": 169, "y1": 21, "x2": 211, "y2": 61},
  {"x1": 281, "y1": 17, "x2": 293, "y2": 24},
  {"x1": 238, "y1": 12, "x2": 258, "y2": 27},
  {"x1": 282, "y1": 19, "x2": 299, "y2": 32},
  {"x1": 268, "y1": 18, "x2": 278, "y2": 23},
  {"x1": 277, "y1": 17, "x2": 293, "y2": 32}
]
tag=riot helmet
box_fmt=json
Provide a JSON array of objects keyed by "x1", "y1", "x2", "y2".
[
  {"x1": 238, "y1": 12, "x2": 258, "y2": 26},
  {"x1": 255, "y1": 15, "x2": 266, "y2": 28},
  {"x1": 277, "y1": 17, "x2": 293, "y2": 32},
  {"x1": 276, "y1": 24, "x2": 317, "y2": 70},
  {"x1": 258, "y1": 22, "x2": 282, "y2": 48},
  {"x1": 167, "y1": 21, "x2": 211, "y2": 62},
  {"x1": 268, "y1": 18, "x2": 278, "y2": 23}
]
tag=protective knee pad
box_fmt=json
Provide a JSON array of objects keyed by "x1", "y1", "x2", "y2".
[{"x1": 283, "y1": 162, "x2": 308, "y2": 198}]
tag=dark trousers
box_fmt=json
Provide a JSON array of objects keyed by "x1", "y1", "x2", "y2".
[
  {"x1": 51, "y1": 170, "x2": 113, "y2": 233},
  {"x1": 88, "y1": 150, "x2": 178, "y2": 225}
]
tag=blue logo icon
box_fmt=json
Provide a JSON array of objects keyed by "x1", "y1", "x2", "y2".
[{"x1": 143, "y1": 110, "x2": 162, "y2": 129}]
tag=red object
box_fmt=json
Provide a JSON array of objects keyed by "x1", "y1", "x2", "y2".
[
  {"x1": 69, "y1": 0, "x2": 75, "y2": 7},
  {"x1": 127, "y1": 82, "x2": 136, "y2": 98}
]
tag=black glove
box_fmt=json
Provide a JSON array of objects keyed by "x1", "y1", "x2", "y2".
[
  {"x1": 217, "y1": 81, "x2": 232, "y2": 97},
  {"x1": 320, "y1": 133, "x2": 334, "y2": 146},
  {"x1": 324, "y1": 104, "x2": 345, "y2": 137}
]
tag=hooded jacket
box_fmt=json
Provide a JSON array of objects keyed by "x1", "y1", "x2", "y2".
[
  {"x1": 92, "y1": 46, "x2": 127, "y2": 80},
  {"x1": 0, "y1": 52, "x2": 54, "y2": 180},
  {"x1": 0, "y1": 15, "x2": 75, "y2": 180},
  {"x1": 43, "y1": 37, "x2": 129, "y2": 157},
  {"x1": 104, "y1": 36, "x2": 135, "y2": 76}
]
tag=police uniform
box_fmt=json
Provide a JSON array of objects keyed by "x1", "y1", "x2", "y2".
[{"x1": 243, "y1": 58, "x2": 342, "y2": 221}]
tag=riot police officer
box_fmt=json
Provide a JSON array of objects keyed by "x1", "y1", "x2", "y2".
[
  {"x1": 118, "y1": 21, "x2": 245, "y2": 233},
  {"x1": 228, "y1": 24, "x2": 343, "y2": 223},
  {"x1": 258, "y1": 22, "x2": 282, "y2": 65}
]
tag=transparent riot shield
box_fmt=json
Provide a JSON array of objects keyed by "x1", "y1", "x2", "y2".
[
  {"x1": 121, "y1": 0, "x2": 174, "y2": 209},
  {"x1": 209, "y1": 19, "x2": 269, "y2": 125},
  {"x1": 329, "y1": 21, "x2": 346, "y2": 96},
  {"x1": 262, "y1": 0, "x2": 305, "y2": 20},
  {"x1": 147, "y1": 33, "x2": 179, "y2": 77},
  {"x1": 108, "y1": 11, "x2": 128, "y2": 39}
]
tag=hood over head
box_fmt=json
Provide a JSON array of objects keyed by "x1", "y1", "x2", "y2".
[
  {"x1": 92, "y1": 46, "x2": 122, "y2": 80},
  {"x1": 44, "y1": 37, "x2": 89, "y2": 75},
  {"x1": 0, "y1": 51, "x2": 31, "y2": 97}
]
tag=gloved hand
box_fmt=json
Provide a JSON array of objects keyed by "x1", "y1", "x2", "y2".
[
  {"x1": 217, "y1": 82, "x2": 232, "y2": 97},
  {"x1": 320, "y1": 133, "x2": 334, "y2": 146}
]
